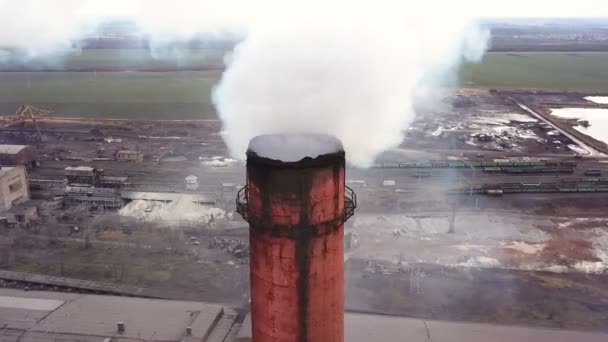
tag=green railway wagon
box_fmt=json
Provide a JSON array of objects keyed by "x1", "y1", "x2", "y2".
[
  {"x1": 584, "y1": 169, "x2": 602, "y2": 176},
  {"x1": 504, "y1": 168, "x2": 525, "y2": 174},
  {"x1": 431, "y1": 161, "x2": 448, "y2": 168},
  {"x1": 414, "y1": 170, "x2": 432, "y2": 178},
  {"x1": 465, "y1": 188, "x2": 485, "y2": 194},
  {"x1": 467, "y1": 161, "x2": 483, "y2": 168},
  {"x1": 483, "y1": 167, "x2": 502, "y2": 172},
  {"x1": 448, "y1": 162, "x2": 466, "y2": 168},
  {"x1": 502, "y1": 182, "x2": 522, "y2": 189}
]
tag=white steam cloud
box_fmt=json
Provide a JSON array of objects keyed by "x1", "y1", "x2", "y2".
[
  {"x1": 0, "y1": 0, "x2": 256, "y2": 58},
  {"x1": 214, "y1": 1, "x2": 489, "y2": 166},
  {"x1": 0, "y1": 0, "x2": 490, "y2": 166},
  {"x1": 0, "y1": 0, "x2": 88, "y2": 57}
]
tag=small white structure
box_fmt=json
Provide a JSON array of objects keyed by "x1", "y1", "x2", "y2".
[
  {"x1": 382, "y1": 180, "x2": 396, "y2": 187},
  {"x1": 185, "y1": 175, "x2": 199, "y2": 190}
]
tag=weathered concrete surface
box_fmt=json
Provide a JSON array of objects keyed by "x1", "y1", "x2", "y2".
[{"x1": 237, "y1": 312, "x2": 608, "y2": 342}]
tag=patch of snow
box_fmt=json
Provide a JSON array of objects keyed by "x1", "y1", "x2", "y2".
[
  {"x1": 248, "y1": 133, "x2": 342, "y2": 162},
  {"x1": 471, "y1": 117, "x2": 510, "y2": 125},
  {"x1": 543, "y1": 265, "x2": 569, "y2": 273},
  {"x1": 470, "y1": 113, "x2": 537, "y2": 125},
  {"x1": 454, "y1": 244, "x2": 489, "y2": 252},
  {"x1": 431, "y1": 126, "x2": 444, "y2": 137},
  {"x1": 459, "y1": 256, "x2": 501, "y2": 268},
  {"x1": 550, "y1": 108, "x2": 608, "y2": 145},
  {"x1": 503, "y1": 241, "x2": 545, "y2": 255},
  {"x1": 504, "y1": 113, "x2": 538, "y2": 123},
  {"x1": 202, "y1": 157, "x2": 238, "y2": 167},
  {"x1": 568, "y1": 144, "x2": 590, "y2": 155},
  {"x1": 585, "y1": 96, "x2": 608, "y2": 105},
  {"x1": 162, "y1": 156, "x2": 187, "y2": 162},
  {"x1": 573, "y1": 261, "x2": 608, "y2": 274}
]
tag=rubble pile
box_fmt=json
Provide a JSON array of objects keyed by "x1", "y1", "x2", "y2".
[{"x1": 209, "y1": 237, "x2": 249, "y2": 259}]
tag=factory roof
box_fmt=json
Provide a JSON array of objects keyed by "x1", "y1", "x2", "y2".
[
  {"x1": 0, "y1": 288, "x2": 234, "y2": 342},
  {"x1": 0, "y1": 144, "x2": 30, "y2": 155},
  {"x1": 0, "y1": 166, "x2": 18, "y2": 178},
  {"x1": 1, "y1": 288, "x2": 608, "y2": 341}
]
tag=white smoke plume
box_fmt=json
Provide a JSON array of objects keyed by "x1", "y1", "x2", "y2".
[
  {"x1": 214, "y1": 0, "x2": 489, "y2": 166},
  {"x1": 0, "y1": 0, "x2": 89, "y2": 57},
  {"x1": 0, "y1": 0, "x2": 255, "y2": 58},
  {"x1": 0, "y1": 0, "x2": 489, "y2": 166}
]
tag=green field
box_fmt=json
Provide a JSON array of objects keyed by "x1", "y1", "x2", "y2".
[
  {"x1": 2, "y1": 48, "x2": 226, "y2": 71},
  {"x1": 461, "y1": 52, "x2": 608, "y2": 91},
  {"x1": 0, "y1": 70, "x2": 221, "y2": 119},
  {"x1": 0, "y1": 51, "x2": 607, "y2": 120}
]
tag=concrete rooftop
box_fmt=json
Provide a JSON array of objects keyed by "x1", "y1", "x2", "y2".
[
  {"x1": 0, "y1": 144, "x2": 29, "y2": 155},
  {"x1": 0, "y1": 289, "x2": 236, "y2": 342},
  {"x1": 2, "y1": 288, "x2": 608, "y2": 342}
]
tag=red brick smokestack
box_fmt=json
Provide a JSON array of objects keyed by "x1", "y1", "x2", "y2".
[{"x1": 237, "y1": 134, "x2": 356, "y2": 342}]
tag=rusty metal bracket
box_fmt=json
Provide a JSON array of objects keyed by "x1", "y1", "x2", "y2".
[{"x1": 236, "y1": 185, "x2": 356, "y2": 226}]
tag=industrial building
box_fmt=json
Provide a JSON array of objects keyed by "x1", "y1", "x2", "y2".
[
  {"x1": 64, "y1": 186, "x2": 123, "y2": 209},
  {"x1": 0, "y1": 204, "x2": 38, "y2": 229},
  {"x1": 0, "y1": 144, "x2": 37, "y2": 169},
  {"x1": 64, "y1": 166, "x2": 102, "y2": 186},
  {"x1": 64, "y1": 166, "x2": 128, "y2": 188},
  {"x1": 0, "y1": 166, "x2": 29, "y2": 210},
  {"x1": 116, "y1": 150, "x2": 144, "y2": 162},
  {"x1": 0, "y1": 288, "x2": 238, "y2": 342},
  {"x1": 1, "y1": 288, "x2": 607, "y2": 342},
  {"x1": 63, "y1": 167, "x2": 124, "y2": 209}
]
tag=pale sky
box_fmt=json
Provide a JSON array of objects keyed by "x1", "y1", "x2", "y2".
[{"x1": 77, "y1": 0, "x2": 608, "y2": 19}]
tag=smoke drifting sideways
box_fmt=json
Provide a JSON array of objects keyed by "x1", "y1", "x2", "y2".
[
  {"x1": 0, "y1": 0, "x2": 488, "y2": 167},
  {"x1": 0, "y1": 0, "x2": 88, "y2": 59},
  {"x1": 214, "y1": 1, "x2": 489, "y2": 167},
  {"x1": 0, "y1": 0, "x2": 256, "y2": 61}
]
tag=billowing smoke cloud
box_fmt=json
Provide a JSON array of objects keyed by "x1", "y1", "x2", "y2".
[
  {"x1": 0, "y1": 0, "x2": 255, "y2": 58},
  {"x1": 213, "y1": 1, "x2": 489, "y2": 166},
  {"x1": 0, "y1": 0, "x2": 488, "y2": 166},
  {"x1": 0, "y1": 0, "x2": 89, "y2": 57}
]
